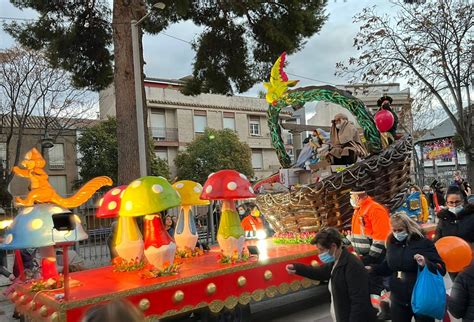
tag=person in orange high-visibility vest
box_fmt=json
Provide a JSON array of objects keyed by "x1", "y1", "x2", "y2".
[
  {"x1": 349, "y1": 187, "x2": 392, "y2": 319},
  {"x1": 349, "y1": 187, "x2": 391, "y2": 265},
  {"x1": 241, "y1": 204, "x2": 265, "y2": 239}
]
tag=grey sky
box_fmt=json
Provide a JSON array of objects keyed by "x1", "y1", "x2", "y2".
[{"x1": 0, "y1": 0, "x2": 399, "y2": 102}]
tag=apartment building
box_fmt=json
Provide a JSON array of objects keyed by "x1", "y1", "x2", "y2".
[
  {"x1": 0, "y1": 116, "x2": 95, "y2": 198},
  {"x1": 99, "y1": 78, "x2": 293, "y2": 180}
]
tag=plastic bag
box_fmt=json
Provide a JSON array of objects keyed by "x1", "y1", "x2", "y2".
[{"x1": 411, "y1": 265, "x2": 446, "y2": 319}]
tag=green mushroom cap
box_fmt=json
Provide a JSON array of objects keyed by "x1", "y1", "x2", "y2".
[{"x1": 120, "y1": 176, "x2": 181, "y2": 217}]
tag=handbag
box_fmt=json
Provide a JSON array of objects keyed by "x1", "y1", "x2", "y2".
[{"x1": 411, "y1": 265, "x2": 446, "y2": 319}]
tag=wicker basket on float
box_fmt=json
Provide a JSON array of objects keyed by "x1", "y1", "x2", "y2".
[{"x1": 257, "y1": 136, "x2": 413, "y2": 233}]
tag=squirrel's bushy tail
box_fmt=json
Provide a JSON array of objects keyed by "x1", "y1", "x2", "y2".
[{"x1": 52, "y1": 176, "x2": 113, "y2": 208}]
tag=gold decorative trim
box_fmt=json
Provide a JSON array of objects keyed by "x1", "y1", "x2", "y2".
[
  {"x1": 251, "y1": 289, "x2": 265, "y2": 301},
  {"x1": 301, "y1": 278, "x2": 312, "y2": 288},
  {"x1": 209, "y1": 300, "x2": 224, "y2": 313},
  {"x1": 237, "y1": 276, "x2": 246, "y2": 287},
  {"x1": 278, "y1": 282, "x2": 289, "y2": 295},
  {"x1": 224, "y1": 296, "x2": 239, "y2": 310},
  {"x1": 52, "y1": 248, "x2": 317, "y2": 310},
  {"x1": 39, "y1": 305, "x2": 48, "y2": 317},
  {"x1": 51, "y1": 312, "x2": 59, "y2": 322},
  {"x1": 206, "y1": 283, "x2": 217, "y2": 295},
  {"x1": 173, "y1": 290, "x2": 184, "y2": 303},
  {"x1": 265, "y1": 286, "x2": 278, "y2": 298},
  {"x1": 19, "y1": 295, "x2": 27, "y2": 304},
  {"x1": 139, "y1": 299, "x2": 150, "y2": 311},
  {"x1": 311, "y1": 260, "x2": 319, "y2": 267},
  {"x1": 290, "y1": 280, "x2": 301, "y2": 292},
  {"x1": 147, "y1": 279, "x2": 318, "y2": 320},
  {"x1": 238, "y1": 292, "x2": 251, "y2": 305},
  {"x1": 264, "y1": 270, "x2": 272, "y2": 281}
]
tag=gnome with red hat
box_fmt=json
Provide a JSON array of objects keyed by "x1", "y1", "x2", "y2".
[{"x1": 375, "y1": 95, "x2": 399, "y2": 146}]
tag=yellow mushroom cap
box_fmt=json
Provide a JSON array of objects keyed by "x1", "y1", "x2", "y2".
[{"x1": 172, "y1": 180, "x2": 210, "y2": 207}]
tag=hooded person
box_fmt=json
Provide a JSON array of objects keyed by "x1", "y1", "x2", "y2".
[{"x1": 327, "y1": 113, "x2": 367, "y2": 165}]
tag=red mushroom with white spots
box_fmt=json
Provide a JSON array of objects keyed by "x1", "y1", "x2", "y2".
[
  {"x1": 97, "y1": 185, "x2": 144, "y2": 262},
  {"x1": 201, "y1": 170, "x2": 255, "y2": 257}
]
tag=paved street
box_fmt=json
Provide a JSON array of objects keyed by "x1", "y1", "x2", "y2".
[{"x1": 251, "y1": 286, "x2": 331, "y2": 322}]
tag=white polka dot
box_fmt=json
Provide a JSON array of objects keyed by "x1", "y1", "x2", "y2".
[
  {"x1": 206, "y1": 186, "x2": 213, "y2": 194},
  {"x1": 193, "y1": 185, "x2": 202, "y2": 193},
  {"x1": 98, "y1": 198, "x2": 104, "y2": 207},
  {"x1": 120, "y1": 191, "x2": 125, "y2": 198},
  {"x1": 175, "y1": 183, "x2": 184, "y2": 189},
  {"x1": 227, "y1": 182, "x2": 237, "y2": 191},
  {"x1": 125, "y1": 201, "x2": 133, "y2": 211},
  {"x1": 22, "y1": 207, "x2": 34, "y2": 215},
  {"x1": 5, "y1": 234, "x2": 12, "y2": 244},
  {"x1": 51, "y1": 207, "x2": 63, "y2": 214},
  {"x1": 108, "y1": 201, "x2": 117, "y2": 210},
  {"x1": 152, "y1": 184, "x2": 163, "y2": 193},
  {"x1": 111, "y1": 188, "x2": 121, "y2": 196},
  {"x1": 239, "y1": 173, "x2": 248, "y2": 180},
  {"x1": 249, "y1": 187, "x2": 254, "y2": 194},
  {"x1": 208, "y1": 173, "x2": 215, "y2": 178},
  {"x1": 31, "y1": 219, "x2": 43, "y2": 230},
  {"x1": 130, "y1": 180, "x2": 141, "y2": 188}
]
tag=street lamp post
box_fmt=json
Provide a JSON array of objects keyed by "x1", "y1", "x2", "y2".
[{"x1": 131, "y1": 2, "x2": 165, "y2": 177}]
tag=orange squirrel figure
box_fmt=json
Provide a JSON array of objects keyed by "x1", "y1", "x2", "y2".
[{"x1": 13, "y1": 148, "x2": 112, "y2": 208}]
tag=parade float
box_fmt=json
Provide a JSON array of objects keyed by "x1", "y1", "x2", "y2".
[
  {"x1": 2, "y1": 53, "x2": 437, "y2": 322},
  {"x1": 255, "y1": 52, "x2": 435, "y2": 237},
  {"x1": 4, "y1": 150, "x2": 322, "y2": 322}
]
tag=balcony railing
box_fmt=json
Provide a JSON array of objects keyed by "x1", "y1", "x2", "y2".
[
  {"x1": 149, "y1": 127, "x2": 178, "y2": 141},
  {"x1": 49, "y1": 162, "x2": 65, "y2": 170}
]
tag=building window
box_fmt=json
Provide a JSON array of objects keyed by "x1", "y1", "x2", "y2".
[
  {"x1": 194, "y1": 111, "x2": 207, "y2": 134},
  {"x1": 0, "y1": 143, "x2": 6, "y2": 162},
  {"x1": 155, "y1": 148, "x2": 168, "y2": 162},
  {"x1": 223, "y1": 112, "x2": 235, "y2": 131},
  {"x1": 48, "y1": 143, "x2": 65, "y2": 169},
  {"x1": 49, "y1": 175, "x2": 67, "y2": 195},
  {"x1": 251, "y1": 149, "x2": 263, "y2": 170},
  {"x1": 249, "y1": 116, "x2": 261, "y2": 136},
  {"x1": 150, "y1": 110, "x2": 166, "y2": 139}
]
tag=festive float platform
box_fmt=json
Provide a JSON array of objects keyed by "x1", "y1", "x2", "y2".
[{"x1": 10, "y1": 240, "x2": 321, "y2": 322}]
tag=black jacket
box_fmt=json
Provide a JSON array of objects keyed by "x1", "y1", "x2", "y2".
[
  {"x1": 449, "y1": 264, "x2": 474, "y2": 321},
  {"x1": 293, "y1": 248, "x2": 376, "y2": 322},
  {"x1": 373, "y1": 234, "x2": 446, "y2": 306},
  {"x1": 435, "y1": 204, "x2": 474, "y2": 243}
]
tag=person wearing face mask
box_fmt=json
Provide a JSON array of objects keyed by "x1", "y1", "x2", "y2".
[
  {"x1": 327, "y1": 113, "x2": 367, "y2": 165},
  {"x1": 434, "y1": 185, "x2": 474, "y2": 244},
  {"x1": 369, "y1": 212, "x2": 446, "y2": 322},
  {"x1": 349, "y1": 187, "x2": 391, "y2": 319},
  {"x1": 349, "y1": 188, "x2": 391, "y2": 266},
  {"x1": 286, "y1": 227, "x2": 377, "y2": 322},
  {"x1": 237, "y1": 204, "x2": 248, "y2": 221}
]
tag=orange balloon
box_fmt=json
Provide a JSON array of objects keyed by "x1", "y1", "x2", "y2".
[{"x1": 435, "y1": 236, "x2": 473, "y2": 273}]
